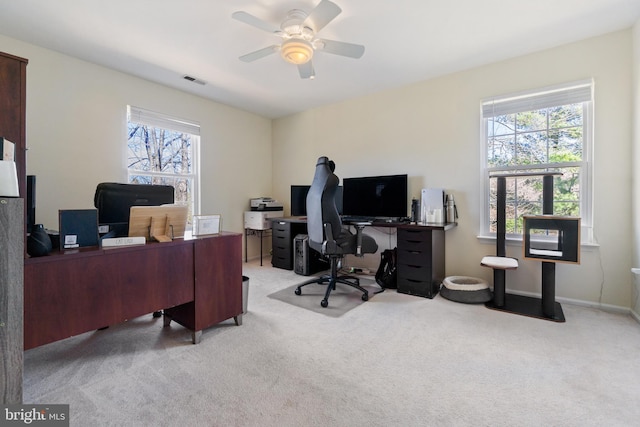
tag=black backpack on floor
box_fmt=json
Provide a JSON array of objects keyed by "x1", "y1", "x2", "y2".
[{"x1": 375, "y1": 248, "x2": 397, "y2": 289}]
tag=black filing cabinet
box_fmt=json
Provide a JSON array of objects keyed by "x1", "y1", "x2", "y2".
[
  {"x1": 271, "y1": 219, "x2": 307, "y2": 270},
  {"x1": 397, "y1": 227, "x2": 446, "y2": 299}
]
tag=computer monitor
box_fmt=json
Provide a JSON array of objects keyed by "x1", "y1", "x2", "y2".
[
  {"x1": 291, "y1": 185, "x2": 343, "y2": 216},
  {"x1": 26, "y1": 175, "x2": 36, "y2": 234},
  {"x1": 94, "y1": 182, "x2": 175, "y2": 237},
  {"x1": 342, "y1": 174, "x2": 408, "y2": 219}
]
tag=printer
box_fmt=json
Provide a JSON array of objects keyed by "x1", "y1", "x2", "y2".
[
  {"x1": 246, "y1": 197, "x2": 283, "y2": 230},
  {"x1": 250, "y1": 197, "x2": 284, "y2": 211}
]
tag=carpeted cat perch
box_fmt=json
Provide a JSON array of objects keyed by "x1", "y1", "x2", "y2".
[{"x1": 440, "y1": 276, "x2": 492, "y2": 303}]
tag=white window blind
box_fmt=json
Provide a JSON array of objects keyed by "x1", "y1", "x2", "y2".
[
  {"x1": 482, "y1": 81, "x2": 592, "y2": 117},
  {"x1": 128, "y1": 106, "x2": 200, "y2": 135}
]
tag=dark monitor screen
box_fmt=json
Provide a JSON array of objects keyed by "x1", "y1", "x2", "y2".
[
  {"x1": 26, "y1": 175, "x2": 36, "y2": 234},
  {"x1": 291, "y1": 185, "x2": 343, "y2": 216},
  {"x1": 342, "y1": 174, "x2": 408, "y2": 219},
  {"x1": 94, "y1": 182, "x2": 175, "y2": 237}
]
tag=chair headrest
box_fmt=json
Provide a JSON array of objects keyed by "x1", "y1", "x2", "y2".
[{"x1": 316, "y1": 156, "x2": 330, "y2": 166}]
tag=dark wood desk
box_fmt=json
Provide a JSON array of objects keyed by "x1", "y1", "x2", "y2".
[
  {"x1": 271, "y1": 217, "x2": 456, "y2": 298},
  {"x1": 24, "y1": 232, "x2": 242, "y2": 350}
]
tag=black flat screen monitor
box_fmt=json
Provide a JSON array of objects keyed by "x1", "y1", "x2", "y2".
[
  {"x1": 342, "y1": 174, "x2": 408, "y2": 219},
  {"x1": 26, "y1": 175, "x2": 36, "y2": 234},
  {"x1": 94, "y1": 182, "x2": 175, "y2": 237},
  {"x1": 291, "y1": 185, "x2": 343, "y2": 216}
]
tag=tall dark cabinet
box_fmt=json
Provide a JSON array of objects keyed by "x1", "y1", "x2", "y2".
[
  {"x1": 396, "y1": 227, "x2": 446, "y2": 299},
  {"x1": 0, "y1": 51, "x2": 28, "y2": 198},
  {"x1": 0, "y1": 51, "x2": 28, "y2": 404}
]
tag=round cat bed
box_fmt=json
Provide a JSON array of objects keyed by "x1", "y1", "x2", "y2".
[{"x1": 440, "y1": 276, "x2": 492, "y2": 304}]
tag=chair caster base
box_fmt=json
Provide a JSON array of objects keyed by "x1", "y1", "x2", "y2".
[{"x1": 321, "y1": 299, "x2": 328, "y2": 308}]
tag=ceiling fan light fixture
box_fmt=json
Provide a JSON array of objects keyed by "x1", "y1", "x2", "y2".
[{"x1": 280, "y1": 39, "x2": 313, "y2": 65}]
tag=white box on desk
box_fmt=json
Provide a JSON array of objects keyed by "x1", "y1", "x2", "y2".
[
  {"x1": 421, "y1": 188, "x2": 444, "y2": 223},
  {"x1": 244, "y1": 210, "x2": 283, "y2": 230}
]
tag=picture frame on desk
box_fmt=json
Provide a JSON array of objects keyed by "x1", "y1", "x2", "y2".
[
  {"x1": 59, "y1": 209, "x2": 99, "y2": 249},
  {"x1": 129, "y1": 204, "x2": 188, "y2": 242},
  {"x1": 193, "y1": 214, "x2": 221, "y2": 236}
]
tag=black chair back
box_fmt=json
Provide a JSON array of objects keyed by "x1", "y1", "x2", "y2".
[{"x1": 306, "y1": 156, "x2": 341, "y2": 252}]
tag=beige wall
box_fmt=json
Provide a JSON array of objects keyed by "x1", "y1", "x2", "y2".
[
  {"x1": 632, "y1": 20, "x2": 640, "y2": 319},
  {"x1": 273, "y1": 30, "x2": 634, "y2": 309},
  {"x1": 0, "y1": 35, "x2": 272, "y2": 259},
  {"x1": 2, "y1": 28, "x2": 637, "y2": 310}
]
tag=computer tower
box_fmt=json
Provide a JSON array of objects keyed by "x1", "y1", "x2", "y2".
[{"x1": 294, "y1": 234, "x2": 328, "y2": 276}]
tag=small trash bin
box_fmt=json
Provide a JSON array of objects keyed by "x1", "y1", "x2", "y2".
[{"x1": 242, "y1": 276, "x2": 249, "y2": 314}]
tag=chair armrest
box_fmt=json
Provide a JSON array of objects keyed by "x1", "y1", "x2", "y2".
[
  {"x1": 322, "y1": 223, "x2": 338, "y2": 254},
  {"x1": 351, "y1": 221, "x2": 371, "y2": 256}
]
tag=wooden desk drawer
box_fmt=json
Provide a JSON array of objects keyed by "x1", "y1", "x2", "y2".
[
  {"x1": 397, "y1": 276, "x2": 440, "y2": 299},
  {"x1": 272, "y1": 245, "x2": 291, "y2": 259},
  {"x1": 272, "y1": 221, "x2": 291, "y2": 237},
  {"x1": 272, "y1": 233, "x2": 290, "y2": 248},
  {"x1": 398, "y1": 229, "x2": 431, "y2": 251},
  {"x1": 397, "y1": 249, "x2": 429, "y2": 267},
  {"x1": 398, "y1": 262, "x2": 430, "y2": 281},
  {"x1": 271, "y1": 253, "x2": 293, "y2": 270}
]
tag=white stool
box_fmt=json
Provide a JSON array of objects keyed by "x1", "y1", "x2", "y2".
[{"x1": 481, "y1": 256, "x2": 518, "y2": 307}]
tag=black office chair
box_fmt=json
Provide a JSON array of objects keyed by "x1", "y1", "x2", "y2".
[{"x1": 294, "y1": 156, "x2": 378, "y2": 307}]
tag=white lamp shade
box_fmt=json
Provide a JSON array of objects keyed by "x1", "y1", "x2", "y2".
[
  {"x1": 280, "y1": 39, "x2": 313, "y2": 65},
  {"x1": 0, "y1": 160, "x2": 19, "y2": 197}
]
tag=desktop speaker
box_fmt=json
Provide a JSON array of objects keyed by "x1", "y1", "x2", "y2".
[{"x1": 294, "y1": 234, "x2": 328, "y2": 276}]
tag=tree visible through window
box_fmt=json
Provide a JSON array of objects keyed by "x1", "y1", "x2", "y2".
[
  {"x1": 127, "y1": 106, "x2": 200, "y2": 225},
  {"x1": 481, "y1": 82, "x2": 592, "y2": 239}
]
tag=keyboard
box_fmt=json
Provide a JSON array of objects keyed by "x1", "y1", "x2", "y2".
[{"x1": 341, "y1": 216, "x2": 374, "y2": 223}]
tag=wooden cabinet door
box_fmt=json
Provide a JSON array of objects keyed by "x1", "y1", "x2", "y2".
[{"x1": 193, "y1": 233, "x2": 242, "y2": 331}]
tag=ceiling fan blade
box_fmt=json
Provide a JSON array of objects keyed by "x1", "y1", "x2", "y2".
[
  {"x1": 317, "y1": 39, "x2": 365, "y2": 59},
  {"x1": 304, "y1": 0, "x2": 342, "y2": 33},
  {"x1": 232, "y1": 11, "x2": 280, "y2": 34},
  {"x1": 239, "y1": 45, "x2": 279, "y2": 63},
  {"x1": 298, "y1": 61, "x2": 315, "y2": 79}
]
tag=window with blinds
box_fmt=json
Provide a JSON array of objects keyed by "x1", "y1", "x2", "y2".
[
  {"x1": 480, "y1": 81, "x2": 593, "y2": 241},
  {"x1": 127, "y1": 106, "x2": 200, "y2": 225}
]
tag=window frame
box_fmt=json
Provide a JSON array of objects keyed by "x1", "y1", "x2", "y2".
[
  {"x1": 126, "y1": 106, "x2": 201, "y2": 224},
  {"x1": 479, "y1": 80, "x2": 594, "y2": 244}
]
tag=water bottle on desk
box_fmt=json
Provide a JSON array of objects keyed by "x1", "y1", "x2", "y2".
[{"x1": 446, "y1": 194, "x2": 458, "y2": 223}]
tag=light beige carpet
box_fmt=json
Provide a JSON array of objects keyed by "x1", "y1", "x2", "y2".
[{"x1": 22, "y1": 258, "x2": 640, "y2": 426}]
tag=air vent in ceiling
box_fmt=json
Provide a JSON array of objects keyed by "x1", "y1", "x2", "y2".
[{"x1": 183, "y1": 75, "x2": 206, "y2": 85}]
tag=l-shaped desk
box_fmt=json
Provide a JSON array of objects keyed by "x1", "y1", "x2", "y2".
[
  {"x1": 24, "y1": 232, "x2": 243, "y2": 350},
  {"x1": 270, "y1": 216, "x2": 456, "y2": 299}
]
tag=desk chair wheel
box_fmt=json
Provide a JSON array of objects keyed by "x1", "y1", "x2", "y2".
[
  {"x1": 321, "y1": 299, "x2": 329, "y2": 308},
  {"x1": 362, "y1": 292, "x2": 369, "y2": 301},
  {"x1": 294, "y1": 287, "x2": 302, "y2": 296}
]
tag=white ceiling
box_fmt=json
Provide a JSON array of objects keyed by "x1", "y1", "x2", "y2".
[{"x1": 0, "y1": 0, "x2": 639, "y2": 119}]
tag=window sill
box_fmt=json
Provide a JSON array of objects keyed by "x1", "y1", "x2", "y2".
[{"x1": 476, "y1": 234, "x2": 599, "y2": 250}]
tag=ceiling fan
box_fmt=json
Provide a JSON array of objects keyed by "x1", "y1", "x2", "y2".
[{"x1": 232, "y1": 0, "x2": 365, "y2": 79}]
